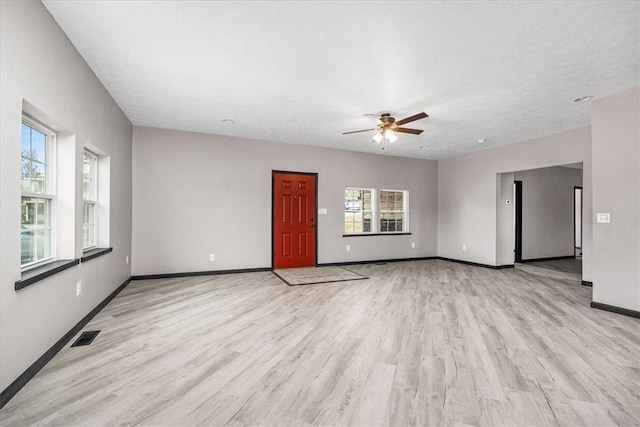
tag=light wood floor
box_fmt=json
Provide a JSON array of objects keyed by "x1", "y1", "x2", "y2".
[{"x1": 1, "y1": 260, "x2": 638, "y2": 426}]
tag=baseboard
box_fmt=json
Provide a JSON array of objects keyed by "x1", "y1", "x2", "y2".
[
  {"x1": 590, "y1": 301, "x2": 640, "y2": 319},
  {"x1": 437, "y1": 257, "x2": 514, "y2": 270},
  {"x1": 520, "y1": 255, "x2": 575, "y2": 263},
  {"x1": 320, "y1": 257, "x2": 513, "y2": 270},
  {"x1": 131, "y1": 267, "x2": 272, "y2": 281},
  {"x1": 0, "y1": 277, "x2": 132, "y2": 410},
  {"x1": 318, "y1": 257, "x2": 438, "y2": 267},
  {"x1": 581, "y1": 280, "x2": 593, "y2": 287}
]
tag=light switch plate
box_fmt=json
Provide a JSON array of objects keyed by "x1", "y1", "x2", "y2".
[{"x1": 596, "y1": 213, "x2": 611, "y2": 224}]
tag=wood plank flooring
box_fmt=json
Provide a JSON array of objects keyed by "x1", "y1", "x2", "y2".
[{"x1": 1, "y1": 260, "x2": 638, "y2": 426}]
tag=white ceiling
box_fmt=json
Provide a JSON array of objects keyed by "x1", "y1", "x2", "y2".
[{"x1": 42, "y1": 1, "x2": 639, "y2": 159}]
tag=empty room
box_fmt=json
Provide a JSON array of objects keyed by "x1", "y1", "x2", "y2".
[{"x1": 1, "y1": 1, "x2": 639, "y2": 426}]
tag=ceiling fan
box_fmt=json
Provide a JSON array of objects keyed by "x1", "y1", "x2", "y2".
[{"x1": 342, "y1": 112, "x2": 429, "y2": 145}]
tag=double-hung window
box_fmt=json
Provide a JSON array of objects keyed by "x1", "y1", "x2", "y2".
[
  {"x1": 344, "y1": 188, "x2": 374, "y2": 233},
  {"x1": 379, "y1": 190, "x2": 407, "y2": 232},
  {"x1": 83, "y1": 150, "x2": 98, "y2": 249},
  {"x1": 344, "y1": 187, "x2": 408, "y2": 234},
  {"x1": 21, "y1": 117, "x2": 55, "y2": 267}
]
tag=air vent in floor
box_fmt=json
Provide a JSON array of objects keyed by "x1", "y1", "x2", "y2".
[{"x1": 71, "y1": 330, "x2": 100, "y2": 347}]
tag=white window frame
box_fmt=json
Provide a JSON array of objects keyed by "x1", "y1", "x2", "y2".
[
  {"x1": 344, "y1": 187, "x2": 375, "y2": 234},
  {"x1": 83, "y1": 149, "x2": 98, "y2": 250},
  {"x1": 21, "y1": 116, "x2": 56, "y2": 269},
  {"x1": 379, "y1": 189, "x2": 408, "y2": 233}
]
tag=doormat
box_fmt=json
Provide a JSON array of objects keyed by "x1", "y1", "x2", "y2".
[{"x1": 273, "y1": 266, "x2": 368, "y2": 286}]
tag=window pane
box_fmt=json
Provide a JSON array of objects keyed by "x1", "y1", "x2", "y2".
[
  {"x1": 31, "y1": 128, "x2": 46, "y2": 162},
  {"x1": 21, "y1": 197, "x2": 51, "y2": 265},
  {"x1": 83, "y1": 152, "x2": 96, "y2": 200},
  {"x1": 21, "y1": 158, "x2": 31, "y2": 191},
  {"x1": 345, "y1": 188, "x2": 373, "y2": 233},
  {"x1": 22, "y1": 124, "x2": 31, "y2": 155},
  {"x1": 83, "y1": 202, "x2": 96, "y2": 248},
  {"x1": 30, "y1": 161, "x2": 46, "y2": 193},
  {"x1": 363, "y1": 211, "x2": 372, "y2": 232}
]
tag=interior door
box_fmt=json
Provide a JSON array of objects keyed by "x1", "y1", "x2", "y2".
[{"x1": 273, "y1": 171, "x2": 317, "y2": 269}]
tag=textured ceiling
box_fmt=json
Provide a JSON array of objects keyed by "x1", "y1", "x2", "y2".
[{"x1": 42, "y1": 1, "x2": 639, "y2": 159}]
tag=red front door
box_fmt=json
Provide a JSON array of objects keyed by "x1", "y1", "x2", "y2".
[{"x1": 273, "y1": 172, "x2": 316, "y2": 269}]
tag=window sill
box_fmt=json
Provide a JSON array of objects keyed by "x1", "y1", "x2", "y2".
[
  {"x1": 16, "y1": 259, "x2": 80, "y2": 291},
  {"x1": 81, "y1": 247, "x2": 113, "y2": 263},
  {"x1": 343, "y1": 232, "x2": 412, "y2": 237}
]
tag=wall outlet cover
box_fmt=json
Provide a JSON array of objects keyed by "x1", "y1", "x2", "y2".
[
  {"x1": 76, "y1": 281, "x2": 82, "y2": 296},
  {"x1": 462, "y1": 244, "x2": 467, "y2": 251},
  {"x1": 346, "y1": 245, "x2": 351, "y2": 251},
  {"x1": 596, "y1": 213, "x2": 611, "y2": 224},
  {"x1": 210, "y1": 253, "x2": 216, "y2": 261}
]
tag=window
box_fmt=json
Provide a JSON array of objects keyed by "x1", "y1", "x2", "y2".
[
  {"x1": 83, "y1": 150, "x2": 98, "y2": 249},
  {"x1": 344, "y1": 188, "x2": 373, "y2": 233},
  {"x1": 21, "y1": 117, "x2": 55, "y2": 267},
  {"x1": 379, "y1": 190, "x2": 407, "y2": 232}
]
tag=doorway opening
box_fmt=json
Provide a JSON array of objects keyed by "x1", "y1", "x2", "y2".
[
  {"x1": 498, "y1": 163, "x2": 584, "y2": 283},
  {"x1": 514, "y1": 180, "x2": 523, "y2": 263},
  {"x1": 272, "y1": 171, "x2": 318, "y2": 269}
]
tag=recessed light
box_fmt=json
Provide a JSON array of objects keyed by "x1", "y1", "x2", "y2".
[
  {"x1": 573, "y1": 96, "x2": 593, "y2": 103},
  {"x1": 477, "y1": 139, "x2": 486, "y2": 144},
  {"x1": 222, "y1": 119, "x2": 235, "y2": 124}
]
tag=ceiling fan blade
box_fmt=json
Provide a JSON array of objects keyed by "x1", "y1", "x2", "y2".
[
  {"x1": 342, "y1": 128, "x2": 377, "y2": 135},
  {"x1": 364, "y1": 113, "x2": 381, "y2": 124},
  {"x1": 394, "y1": 127, "x2": 424, "y2": 135},
  {"x1": 395, "y1": 112, "x2": 428, "y2": 126}
]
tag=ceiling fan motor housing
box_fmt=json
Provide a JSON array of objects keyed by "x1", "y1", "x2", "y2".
[{"x1": 379, "y1": 113, "x2": 396, "y2": 128}]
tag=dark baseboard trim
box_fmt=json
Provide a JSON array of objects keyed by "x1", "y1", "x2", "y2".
[
  {"x1": 581, "y1": 280, "x2": 593, "y2": 287},
  {"x1": 520, "y1": 255, "x2": 575, "y2": 263},
  {"x1": 437, "y1": 257, "x2": 514, "y2": 270},
  {"x1": 590, "y1": 301, "x2": 640, "y2": 319},
  {"x1": 318, "y1": 257, "x2": 438, "y2": 267},
  {"x1": 131, "y1": 267, "x2": 272, "y2": 281},
  {"x1": 0, "y1": 277, "x2": 132, "y2": 410},
  {"x1": 320, "y1": 257, "x2": 513, "y2": 270}
]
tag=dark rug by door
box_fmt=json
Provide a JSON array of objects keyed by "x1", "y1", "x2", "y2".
[{"x1": 273, "y1": 266, "x2": 368, "y2": 286}]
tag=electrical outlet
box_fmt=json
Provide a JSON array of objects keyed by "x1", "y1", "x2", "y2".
[
  {"x1": 126, "y1": 255, "x2": 129, "y2": 264},
  {"x1": 76, "y1": 281, "x2": 82, "y2": 296},
  {"x1": 462, "y1": 244, "x2": 467, "y2": 251},
  {"x1": 411, "y1": 242, "x2": 416, "y2": 248},
  {"x1": 346, "y1": 245, "x2": 351, "y2": 252},
  {"x1": 210, "y1": 253, "x2": 216, "y2": 261}
]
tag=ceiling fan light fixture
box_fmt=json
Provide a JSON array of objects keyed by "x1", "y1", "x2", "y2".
[
  {"x1": 373, "y1": 132, "x2": 384, "y2": 143},
  {"x1": 385, "y1": 129, "x2": 398, "y2": 143}
]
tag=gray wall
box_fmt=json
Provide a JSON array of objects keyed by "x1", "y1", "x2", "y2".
[
  {"x1": 0, "y1": 1, "x2": 132, "y2": 391},
  {"x1": 591, "y1": 87, "x2": 639, "y2": 311},
  {"x1": 132, "y1": 127, "x2": 438, "y2": 275},
  {"x1": 496, "y1": 173, "x2": 515, "y2": 265},
  {"x1": 438, "y1": 127, "x2": 593, "y2": 278},
  {"x1": 514, "y1": 166, "x2": 583, "y2": 260}
]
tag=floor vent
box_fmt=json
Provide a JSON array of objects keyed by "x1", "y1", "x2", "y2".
[{"x1": 71, "y1": 330, "x2": 100, "y2": 347}]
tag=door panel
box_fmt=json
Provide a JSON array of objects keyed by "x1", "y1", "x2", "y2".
[{"x1": 273, "y1": 172, "x2": 316, "y2": 269}]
